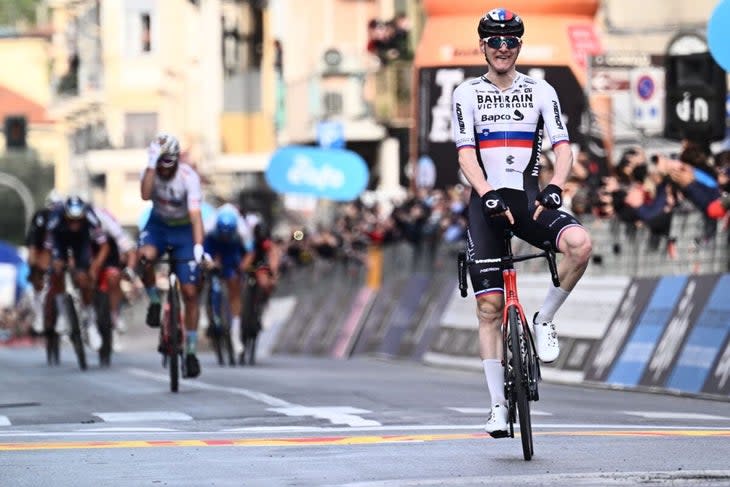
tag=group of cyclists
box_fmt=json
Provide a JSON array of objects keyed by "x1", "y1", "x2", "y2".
[{"x1": 24, "y1": 132, "x2": 280, "y2": 379}]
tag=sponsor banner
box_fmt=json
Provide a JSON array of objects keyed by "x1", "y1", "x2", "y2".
[
  {"x1": 418, "y1": 65, "x2": 585, "y2": 188},
  {"x1": 640, "y1": 275, "x2": 719, "y2": 388},
  {"x1": 302, "y1": 279, "x2": 361, "y2": 354},
  {"x1": 584, "y1": 277, "x2": 657, "y2": 382},
  {"x1": 429, "y1": 327, "x2": 480, "y2": 358},
  {"x1": 379, "y1": 274, "x2": 431, "y2": 357},
  {"x1": 0, "y1": 263, "x2": 17, "y2": 309},
  {"x1": 703, "y1": 333, "x2": 730, "y2": 396},
  {"x1": 411, "y1": 274, "x2": 456, "y2": 360},
  {"x1": 666, "y1": 274, "x2": 730, "y2": 394},
  {"x1": 330, "y1": 287, "x2": 375, "y2": 359},
  {"x1": 606, "y1": 276, "x2": 688, "y2": 387},
  {"x1": 265, "y1": 145, "x2": 369, "y2": 201},
  {"x1": 351, "y1": 279, "x2": 401, "y2": 355},
  {"x1": 561, "y1": 338, "x2": 598, "y2": 372},
  {"x1": 257, "y1": 296, "x2": 297, "y2": 360}
]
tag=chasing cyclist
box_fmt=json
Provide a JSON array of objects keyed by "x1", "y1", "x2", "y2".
[
  {"x1": 26, "y1": 190, "x2": 64, "y2": 335},
  {"x1": 241, "y1": 220, "x2": 281, "y2": 314},
  {"x1": 92, "y1": 205, "x2": 137, "y2": 348},
  {"x1": 203, "y1": 202, "x2": 254, "y2": 358},
  {"x1": 44, "y1": 196, "x2": 109, "y2": 351},
  {"x1": 137, "y1": 133, "x2": 205, "y2": 378},
  {"x1": 451, "y1": 8, "x2": 592, "y2": 437}
]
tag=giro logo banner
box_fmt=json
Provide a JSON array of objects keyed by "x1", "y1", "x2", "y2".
[
  {"x1": 584, "y1": 278, "x2": 657, "y2": 382},
  {"x1": 704, "y1": 334, "x2": 730, "y2": 396},
  {"x1": 605, "y1": 276, "x2": 688, "y2": 387},
  {"x1": 265, "y1": 145, "x2": 369, "y2": 201},
  {"x1": 639, "y1": 275, "x2": 718, "y2": 389},
  {"x1": 667, "y1": 274, "x2": 730, "y2": 394}
]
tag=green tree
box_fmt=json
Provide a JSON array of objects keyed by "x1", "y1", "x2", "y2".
[
  {"x1": 0, "y1": 0, "x2": 41, "y2": 27},
  {"x1": 0, "y1": 151, "x2": 54, "y2": 245}
]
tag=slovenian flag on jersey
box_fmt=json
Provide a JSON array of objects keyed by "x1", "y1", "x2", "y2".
[{"x1": 478, "y1": 131, "x2": 534, "y2": 149}]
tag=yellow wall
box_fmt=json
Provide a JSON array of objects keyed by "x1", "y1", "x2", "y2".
[
  {"x1": 221, "y1": 113, "x2": 275, "y2": 153},
  {"x1": 0, "y1": 37, "x2": 51, "y2": 106}
]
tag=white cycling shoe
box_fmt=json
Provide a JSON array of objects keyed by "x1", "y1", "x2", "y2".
[
  {"x1": 485, "y1": 404, "x2": 509, "y2": 438},
  {"x1": 533, "y1": 313, "x2": 560, "y2": 363}
]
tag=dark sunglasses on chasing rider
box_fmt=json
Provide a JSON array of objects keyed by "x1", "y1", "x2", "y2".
[
  {"x1": 159, "y1": 156, "x2": 177, "y2": 165},
  {"x1": 483, "y1": 36, "x2": 522, "y2": 49}
]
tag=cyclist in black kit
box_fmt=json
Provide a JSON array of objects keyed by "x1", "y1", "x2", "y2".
[
  {"x1": 451, "y1": 7, "x2": 592, "y2": 437},
  {"x1": 26, "y1": 190, "x2": 63, "y2": 334},
  {"x1": 45, "y1": 196, "x2": 109, "y2": 351}
]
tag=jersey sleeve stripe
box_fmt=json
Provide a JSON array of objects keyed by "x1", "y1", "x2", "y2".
[{"x1": 552, "y1": 139, "x2": 569, "y2": 148}]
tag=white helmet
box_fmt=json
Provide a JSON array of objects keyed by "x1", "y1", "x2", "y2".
[
  {"x1": 155, "y1": 132, "x2": 181, "y2": 168},
  {"x1": 44, "y1": 189, "x2": 63, "y2": 208}
]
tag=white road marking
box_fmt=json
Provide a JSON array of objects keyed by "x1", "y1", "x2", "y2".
[
  {"x1": 94, "y1": 411, "x2": 193, "y2": 422},
  {"x1": 126, "y1": 368, "x2": 293, "y2": 408},
  {"x1": 623, "y1": 411, "x2": 730, "y2": 420},
  {"x1": 77, "y1": 427, "x2": 180, "y2": 432},
  {"x1": 268, "y1": 407, "x2": 381, "y2": 427},
  {"x1": 0, "y1": 416, "x2": 10, "y2": 426},
  {"x1": 447, "y1": 407, "x2": 552, "y2": 416},
  {"x1": 126, "y1": 368, "x2": 379, "y2": 426}
]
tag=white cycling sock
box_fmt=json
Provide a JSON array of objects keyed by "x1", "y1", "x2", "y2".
[
  {"x1": 536, "y1": 286, "x2": 570, "y2": 324},
  {"x1": 230, "y1": 316, "x2": 241, "y2": 340},
  {"x1": 483, "y1": 359, "x2": 506, "y2": 406},
  {"x1": 54, "y1": 294, "x2": 67, "y2": 318}
]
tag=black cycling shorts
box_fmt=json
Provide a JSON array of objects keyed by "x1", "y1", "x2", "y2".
[{"x1": 466, "y1": 188, "x2": 582, "y2": 296}]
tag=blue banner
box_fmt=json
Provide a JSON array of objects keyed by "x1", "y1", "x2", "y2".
[
  {"x1": 606, "y1": 276, "x2": 687, "y2": 387},
  {"x1": 667, "y1": 274, "x2": 730, "y2": 393},
  {"x1": 265, "y1": 145, "x2": 369, "y2": 201}
]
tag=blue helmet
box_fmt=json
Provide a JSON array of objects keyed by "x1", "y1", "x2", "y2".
[{"x1": 216, "y1": 211, "x2": 238, "y2": 236}]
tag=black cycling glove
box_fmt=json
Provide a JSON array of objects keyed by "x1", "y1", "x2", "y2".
[
  {"x1": 481, "y1": 190, "x2": 508, "y2": 217},
  {"x1": 536, "y1": 184, "x2": 563, "y2": 209}
]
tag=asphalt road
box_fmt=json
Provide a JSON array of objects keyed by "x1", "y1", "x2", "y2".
[{"x1": 1, "y1": 337, "x2": 729, "y2": 486}]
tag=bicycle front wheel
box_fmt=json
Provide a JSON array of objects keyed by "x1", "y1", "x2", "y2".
[
  {"x1": 66, "y1": 295, "x2": 87, "y2": 371},
  {"x1": 508, "y1": 306, "x2": 533, "y2": 461},
  {"x1": 168, "y1": 282, "x2": 181, "y2": 393}
]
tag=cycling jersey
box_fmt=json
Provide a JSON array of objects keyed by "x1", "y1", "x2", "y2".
[
  {"x1": 451, "y1": 72, "x2": 570, "y2": 198},
  {"x1": 147, "y1": 163, "x2": 202, "y2": 224},
  {"x1": 45, "y1": 205, "x2": 107, "y2": 269},
  {"x1": 92, "y1": 206, "x2": 135, "y2": 269},
  {"x1": 26, "y1": 202, "x2": 64, "y2": 249}
]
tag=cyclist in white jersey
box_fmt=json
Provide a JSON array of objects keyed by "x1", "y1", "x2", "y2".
[
  {"x1": 137, "y1": 133, "x2": 205, "y2": 378},
  {"x1": 451, "y1": 8, "x2": 593, "y2": 437}
]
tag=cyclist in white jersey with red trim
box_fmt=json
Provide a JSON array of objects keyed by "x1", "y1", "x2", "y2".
[
  {"x1": 137, "y1": 133, "x2": 205, "y2": 378},
  {"x1": 451, "y1": 7, "x2": 593, "y2": 437}
]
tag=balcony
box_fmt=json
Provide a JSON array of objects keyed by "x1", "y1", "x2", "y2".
[{"x1": 372, "y1": 60, "x2": 413, "y2": 127}]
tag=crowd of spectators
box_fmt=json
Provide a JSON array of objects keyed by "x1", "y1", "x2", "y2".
[
  {"x1": 366, "y1": 12, "x2": 413, "y2": 66},
  {"x1": 278, "y1": 140, "x2": 730, "y2": 276}
]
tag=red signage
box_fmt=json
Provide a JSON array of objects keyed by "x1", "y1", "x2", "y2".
[{"x1": 568, "y1": 24, "x2": 602, "y2": 69}]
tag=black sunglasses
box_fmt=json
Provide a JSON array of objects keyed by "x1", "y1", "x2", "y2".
[{"x1": 483, "y1": 36, "x2": 522, "y2": 50}]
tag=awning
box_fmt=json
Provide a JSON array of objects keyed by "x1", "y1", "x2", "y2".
[{"x1": 414, "y1": 14, "x2": 602, "y2": 87}]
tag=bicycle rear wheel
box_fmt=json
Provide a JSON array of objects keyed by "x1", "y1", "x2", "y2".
[
  {"x1": 508, "y1": 306, "x2": 533, "y2": 461},
  {"x1": 66, "y1": 295, "x2": 87, "y2": 371},
  {"x1": 168, "y1": 283, "x2": 180, "y2": 393}
]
